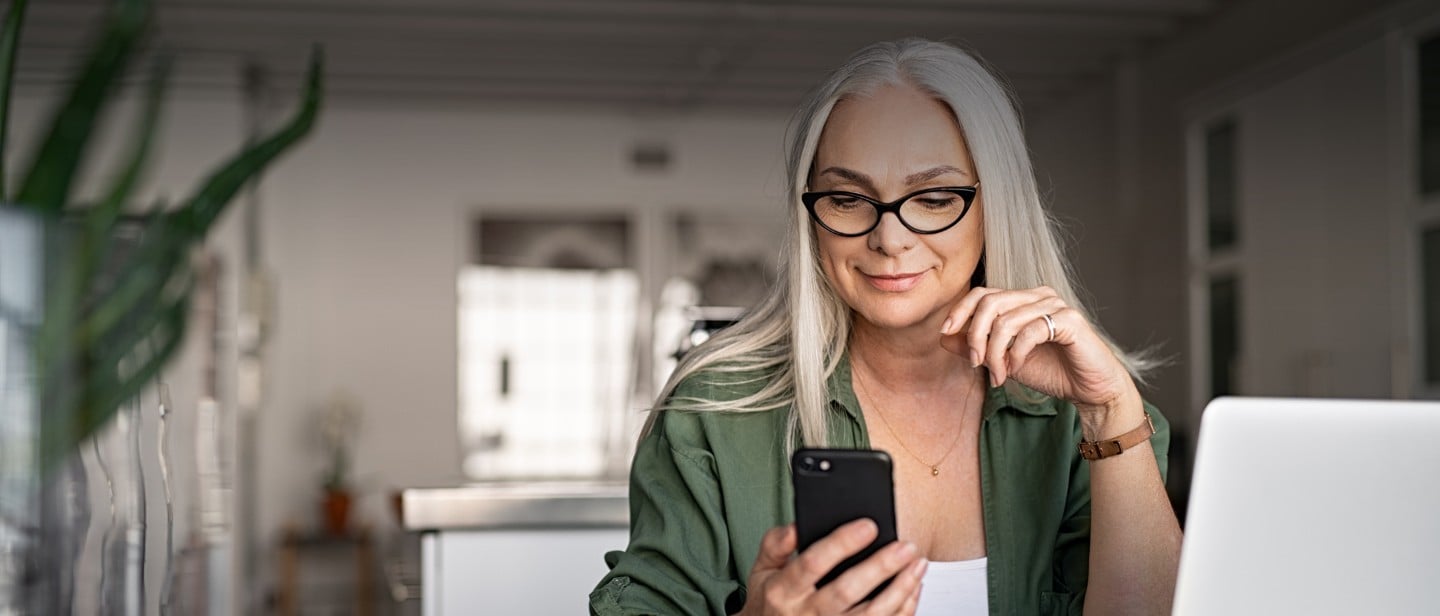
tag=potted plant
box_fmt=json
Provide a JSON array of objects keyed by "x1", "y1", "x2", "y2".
[
  {"x1": 316, "y1": 393, "x2": 361, "y2": 536},
  {"x1": 0, "y1": 0, "x2": 324, "y2": 611}
]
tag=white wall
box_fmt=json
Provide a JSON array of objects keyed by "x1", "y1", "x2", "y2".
[
  {"x1": 1027, "y1": 85, "x2": 1132, "y2": 331},
  {"x1": 1230, "y1": 39, "x2": 1394, "y2": 398}
]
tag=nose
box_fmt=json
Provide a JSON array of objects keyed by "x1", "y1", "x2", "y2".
[{"x1": 867, "y1": 211, "x2": 916, "y2": 255}]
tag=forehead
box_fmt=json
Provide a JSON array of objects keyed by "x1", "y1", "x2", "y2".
[{"x1": 813, "y1": 82, "x2": 972, "y2": 174}]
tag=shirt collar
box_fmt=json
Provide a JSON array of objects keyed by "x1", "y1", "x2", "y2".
[{"x1": 826, "y1": 352, "x2": 1059, "y2": 422}]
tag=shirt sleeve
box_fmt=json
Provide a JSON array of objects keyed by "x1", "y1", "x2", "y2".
[
  {"x1": 589, "y1": 409, "x2": 745, "y2": 616},
  {"x1": 1048, "y1": 400, "x2": 1171, "y2": 615}
]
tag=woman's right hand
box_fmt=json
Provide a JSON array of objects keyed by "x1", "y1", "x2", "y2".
[{"x1": 738, "y1": 519, "x2": 928, "y2": 615}]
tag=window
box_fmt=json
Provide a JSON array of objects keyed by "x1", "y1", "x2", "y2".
[
  {"x1": 458, "y1": 216, "x2": 637, "y2": 480},
  {"x1": 456, "y1": 209, "x2": 784, "y2": 480},
  {"x1": 1205, "y1": 121, "x2": 1239, "y2": 251},
  {"x1": 1418, "y1": 32, "x2": 1440, "y2": 390},
  {"x1": 1190, "y1": 116, "x2": 1243, "y2": 410},
  {"x1": 1208, "y1": 275, "x2": 1240, "y2": 398},
  {"x1": 1419, "y1": 33, "x2": 1440, "y2": 195}
]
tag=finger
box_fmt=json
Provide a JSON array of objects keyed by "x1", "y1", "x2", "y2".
[
  {"x1": 940, "y1": 286, "x2": 999, "y2": 337},
  {"x1": 985, "y1": 296, "x2": 1067, "y2": 385},
  {"x1": 967, "y1": 290, "x2": 1048, "y2": 374},
  {"x1": 813, "y1": 540, "x2": 919, "y2": 613},
  {"x1": 845, "y1": 555, "x2": 927, "y2": 615},
  {"x1": 779, "y1": 518, "x2": 880, "y2": 591},
  {"x1": 1005, "y1": 313, "x2": 1054, "y2": 377},
  {"x1": 751, "y1": 524, "x2": 798, "y2": 576},
  {"x1": 898, "y1": 584, "x2": 921, "y2": 615}
]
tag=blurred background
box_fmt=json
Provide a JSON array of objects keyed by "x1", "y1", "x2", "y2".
[{"x1": 5, "y1": 0, "x2": 1437, "y2": 613}]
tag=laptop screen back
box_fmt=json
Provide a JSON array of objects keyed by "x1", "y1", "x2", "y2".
[{"x1": 1174, "y1": 397, "x2": 1440, "y2": 615}]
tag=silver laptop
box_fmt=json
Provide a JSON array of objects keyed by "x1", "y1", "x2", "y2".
[{"x1": 1173, "y1": 397, "x2": 1440, "y2": 615}]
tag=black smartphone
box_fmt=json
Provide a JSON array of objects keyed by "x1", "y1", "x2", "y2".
[{"x1": 791, "y1": 448, "x2": 898, "y2": 600}]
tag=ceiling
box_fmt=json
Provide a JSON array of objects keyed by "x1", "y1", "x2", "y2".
[{"x1": 13, "y1": 0, "x2": 1228, "y2": 112}]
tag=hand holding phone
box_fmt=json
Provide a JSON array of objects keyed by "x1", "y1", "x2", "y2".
[
  {"x1": 735, "y1": 520, "x2": 926, "y2": 615},
  {"x1": 733, "y1": 448, "x2": 925, "y2": 615}
]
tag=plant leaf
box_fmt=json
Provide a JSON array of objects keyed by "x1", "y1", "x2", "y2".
[
  {"x1": 15, "y1": 0, "x2": 150, "y2": 212},
  {"x1": 79, "y1": 204, "x2": 189, "y2": 341},
  {"x1": 41, "y1": 290, "x2": 189, "y2": 471},
  {"x1": 89, "y1": 52, "x2": 171, "y2": 241},
  {"x1": 179, "y1": 46, "x2": 323, "y2": 234},
  {"x1": 38, "y1": 208, "x2": 193, "y2": 474},
  {"x1": 91, "y1": 268, "x2": 191, "y2": 377},
  {"x1": 58, "y1": 58, "x2": 174, "y2": 361},
  {"x1": 0, "y1": 0, "x2": 30, "y2": 201},
  {"x1": 86, "y1": 246, "x2": 188, "y2": 354}
]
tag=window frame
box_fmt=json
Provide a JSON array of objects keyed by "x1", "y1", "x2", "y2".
[
  {"x1": 1186, "y1": 110, "x2": 1246, "y2": 418},
  {"x1": 1396, "y1": 16, "x2": 1440, "y2": 399}
]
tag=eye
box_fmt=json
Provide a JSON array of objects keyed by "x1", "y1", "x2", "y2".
[
  {"x1": 827, "y1": 196, "x2": 864, "y2": 209},
  {"x1": 915, "y1": 197, "x2": 958, "y2": 209}
]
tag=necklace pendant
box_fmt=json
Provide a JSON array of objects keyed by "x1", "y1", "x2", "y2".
[{"x1": 930, "y1": 466, "x2": 940, "y2": 476}]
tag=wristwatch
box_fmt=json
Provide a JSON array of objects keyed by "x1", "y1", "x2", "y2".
[{"x1": 1077, "y1": 414, "x2": 1155, "y2": 461}]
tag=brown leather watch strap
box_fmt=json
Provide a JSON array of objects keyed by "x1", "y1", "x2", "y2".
[{"x1": 1077, "y1": 414, "x2": 1156, "y2": 461}]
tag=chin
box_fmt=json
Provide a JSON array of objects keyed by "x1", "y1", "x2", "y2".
[{"x1": 852, "y1": 300, "x2": 937, "y2": 331}]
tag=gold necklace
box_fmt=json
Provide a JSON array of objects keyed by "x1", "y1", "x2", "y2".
[{"x1": 853, "y1": 363, "x2": 975, "y2": 477}]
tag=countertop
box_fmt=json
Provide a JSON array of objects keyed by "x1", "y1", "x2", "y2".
[{"x1": 401, "y1": 481, "x2": 628, "y2": 531}]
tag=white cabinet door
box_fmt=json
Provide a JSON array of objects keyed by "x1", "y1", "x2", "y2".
[{"x1": 423, "y1": 528, "x2": 629, "y2": 615}]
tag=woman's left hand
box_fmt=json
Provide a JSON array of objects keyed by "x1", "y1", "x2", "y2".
[{"x1": 938, "y1": 286, "x2": 1136, "y2": 412}]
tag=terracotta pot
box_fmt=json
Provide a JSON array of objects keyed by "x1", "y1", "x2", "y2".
[{"x1": 322, "y1": 489, "x2": 352, "y2": 536}]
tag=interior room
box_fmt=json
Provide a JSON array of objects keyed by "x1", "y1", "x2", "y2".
[{"x1": 2, "y1": 0, "x2": 1436, "y2": 613}]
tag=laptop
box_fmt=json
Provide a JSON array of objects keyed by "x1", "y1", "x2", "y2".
[{"x1": 1173, "y1": 397, "x2": 1440, "y2": 615}]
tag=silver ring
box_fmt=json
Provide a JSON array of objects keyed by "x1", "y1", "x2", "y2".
[{"x1": 1042, "y1": 313, "x2": 1057, "y2": 342}]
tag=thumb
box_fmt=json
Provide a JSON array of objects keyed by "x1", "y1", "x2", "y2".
[
  {"x1": 939, "y1": 329, "x2": 972, "y2": 358},
  {"x1": 752, "y1": 524, "x2": 797, "y2": 575}
]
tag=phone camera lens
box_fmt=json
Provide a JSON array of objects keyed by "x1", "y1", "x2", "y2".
[{"x1": 802, "y1": 457, "x2": 815, "y2": 470}]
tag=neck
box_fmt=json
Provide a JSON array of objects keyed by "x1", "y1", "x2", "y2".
[{"x1": 848, "y1": 312, "x2": 977, "y2": 397}]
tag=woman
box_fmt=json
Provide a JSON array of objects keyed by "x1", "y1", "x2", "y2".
[{"x1": 591, "y1": 38, "x2": 1182, "y2": 615}]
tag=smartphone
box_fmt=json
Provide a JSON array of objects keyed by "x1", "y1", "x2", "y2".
[{"x1": 791, "y1": 448, "x2": 898, "y2": 600}]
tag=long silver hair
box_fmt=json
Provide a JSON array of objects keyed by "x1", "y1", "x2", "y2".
[{"x1": 645, "y1": 38, "x2": 1158, "y2": 446}]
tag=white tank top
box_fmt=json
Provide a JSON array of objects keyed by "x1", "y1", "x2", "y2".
[{"x1": 916, "y1": 557, "x2": 989, "y2": 615}]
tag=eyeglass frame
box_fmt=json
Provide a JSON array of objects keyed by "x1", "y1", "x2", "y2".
[{"x1": 800, "y1": 183, "x2": 980, "y2": 237}]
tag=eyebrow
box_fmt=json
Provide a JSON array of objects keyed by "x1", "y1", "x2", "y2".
[{"x1": 816, "y1": 165, "x2": 971, "y2": 190}]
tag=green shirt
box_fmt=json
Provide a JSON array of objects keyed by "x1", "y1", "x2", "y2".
[{"x1": 590, "y1": 355, "x2": 1169, "y2": 615}]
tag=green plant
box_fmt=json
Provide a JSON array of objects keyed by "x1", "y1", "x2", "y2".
[
  {"x1": 0, "y1": 0, "x2": 324, "y2": 471},
  {"x1": 315, "y1": 393, "x2": 360, "y2": 492}
]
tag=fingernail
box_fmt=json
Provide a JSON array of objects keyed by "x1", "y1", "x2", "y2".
[
  {"x1": 941, "y1": 318, "x2": 953, "y2": 333},
  {"x1": 913, "y1": 558, "x2": 929, "y2": 577},
  {"x1": 969, "y1": 350, "x2": 980, "y2": 368},
  {"x1": 897, "y1": 541, "x2": 917, "y2": 557}
]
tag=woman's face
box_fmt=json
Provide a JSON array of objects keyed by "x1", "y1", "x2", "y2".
[{"x1": 810, "y1": 82, "x2": 985, "y2": 333}]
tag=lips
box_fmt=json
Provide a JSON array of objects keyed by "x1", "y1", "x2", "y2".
[{"x1": 861, "y1": 270, "x2": 926, "y2": 292}]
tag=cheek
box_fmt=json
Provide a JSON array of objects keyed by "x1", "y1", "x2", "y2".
[
  {"x1": 813, "y1": 228, "x2": 842, "y2": 268},
  {"x1": 814, "y1": 230, "x2": 861, "y2": 289},
  {"x1": 929, "y1": 224, "x2": 984, "y2": 278}
]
